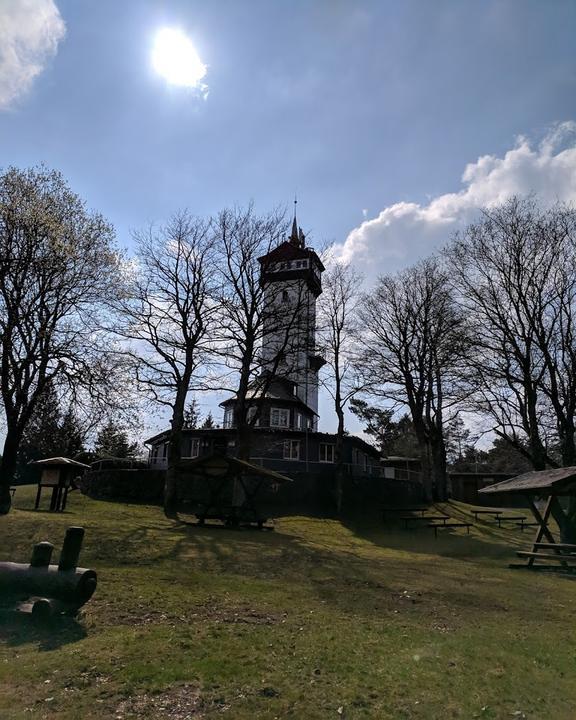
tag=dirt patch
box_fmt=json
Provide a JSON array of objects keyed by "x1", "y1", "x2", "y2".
[
  {"x1": 99, "y1": 598, "x2": 286, "y2": 628},
  {"x1": 116, "y1": 684, "x2": 228, "y2": 719}
]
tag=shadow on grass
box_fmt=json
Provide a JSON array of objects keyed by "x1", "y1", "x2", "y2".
[{"x1": 0, "y1": 610, "x2": 87, "y2": 651}]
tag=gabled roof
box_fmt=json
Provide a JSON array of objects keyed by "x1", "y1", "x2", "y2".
[
  {"x1": 479, "y1": 466, "x2": 576, "y2": 495},
  {"x1": 28, "y1": 457, "x2": 91, "y2": 468}
]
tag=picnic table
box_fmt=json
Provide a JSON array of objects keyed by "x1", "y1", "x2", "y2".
[
  {"x1": 472, "y1": 509, "x2": 503, "y2": 521},
  {"x1": 427, "y1": 521, "x2": 472, "y2": 539},
  {"x1": 400, "y1": 514, "x2": 449, "y2": 530},
  {"x1": 496, "y1": 514, "x2": 527, "y2": 528},
  {"x1": 179, "y1": 453, "x2": 291, "y2": 530},
  {"x1": 382, "y1": 506, "x2": 428, "y2": 522},
  {"x1": 479, "y1": 467, "x2": 576, "y2": 572}
]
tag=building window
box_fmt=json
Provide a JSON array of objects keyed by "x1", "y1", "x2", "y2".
[
  {"x1": 283, "y1": 440, "x2": 300, "y2": 460},
  {"x1": 247, "y1": 407, "x2": 259, "y2": 426},
  {"x1": 282, "y1": 290, "x2": 289, "y2": 302},
  {"x1": 295, "y1": 413, "x2": 303, "y2": 430},
  {"x1": 182, "y1": 438, "x2": 200, "y2": 458},
  {"x1": 270, "y1": 407, "x2": 289, "y2": 428},
  {"x1": 319, "y1": 444, "x2": 335, "y2": 463},
  {"x1": 223, "y1": 407, "x2": 234, "y2": 428}
]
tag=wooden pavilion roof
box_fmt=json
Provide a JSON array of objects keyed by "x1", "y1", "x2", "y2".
[
  {"x1": 28, "y1": 457, "x2": 91, "y2": 469},
  {"x1": 479, "y1": 467, "x2": 576, "y2": 495},
  {"x1": 178, "y1": 454, "x2": 293, "y2": 484}
]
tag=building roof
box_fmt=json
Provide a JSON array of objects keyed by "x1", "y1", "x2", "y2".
[
  {"x1": 28, "y1": 457, "x2": 91, "y2": 469},
  {"x1": 258, "y1": 241, "x2": 325, "y2": 270},
  {"x1": 479, "y1": 466, "x2": 576, "y2": 495},
  {"x1": 143, "y1": 427, "x2": 380, "y2": 456}
]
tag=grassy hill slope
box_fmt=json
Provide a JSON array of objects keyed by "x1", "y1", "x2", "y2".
[{"x1": 0, "y1": 486, "x2": 574, "y2": 719}]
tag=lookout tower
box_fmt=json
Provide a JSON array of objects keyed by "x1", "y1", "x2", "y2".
[{"x1": 257, "y1": 209, "x2": 326, "y2": 425}]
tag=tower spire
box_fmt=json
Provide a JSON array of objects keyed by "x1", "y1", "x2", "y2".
[
  {"x1": 288, "y1": 195, "x2": 306, "y2": 247},
  {"x1": 289, "y1": 196, "x2": 299, "y2": 245}
]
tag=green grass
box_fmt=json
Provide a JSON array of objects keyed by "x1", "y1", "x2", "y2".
[{"x1": 1, "y1": 486, "x2": 574, "y2": 719}]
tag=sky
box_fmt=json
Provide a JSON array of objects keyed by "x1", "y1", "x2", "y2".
[{"x1": 1, "y1": 0, "x2": 576, "y2": 439}]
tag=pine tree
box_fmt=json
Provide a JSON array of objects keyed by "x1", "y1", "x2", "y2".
[
  {"x1": 94, "y1": 421, "x2": 139, "y2": 459},
  {"x1": 201, "y1": 412, "x2": 215, "y2": 428},
  {"x1": 183, "y1": 398, "x2": 201, "y2": 429},
  {"x1": 17, "y1": 385, "x2": 87, "y2": 481}
]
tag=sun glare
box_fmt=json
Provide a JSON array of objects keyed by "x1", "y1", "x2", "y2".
[{"x1": 152, "y1": 28, "x2": 207, "y2": 89}]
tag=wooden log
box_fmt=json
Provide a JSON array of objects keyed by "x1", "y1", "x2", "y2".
[{"x1": 0, "y1": 562, "x2": 97, "y2": 607}]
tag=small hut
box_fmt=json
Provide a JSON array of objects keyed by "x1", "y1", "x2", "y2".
[{"x1": 29, "y1": 457, "x2": 90, "y2": 512}]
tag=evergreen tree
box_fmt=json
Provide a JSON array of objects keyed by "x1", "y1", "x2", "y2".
[
  {"x1": 17, "y1": 385, "x2": 87, "y2": 481},
  {"x1": 94, "y1": 421, "x2": 139, "y2": 459},
  {"x1": 350, "y1": 400, "x2": 419, "y2": 457},
  {"x1": 183, "y1": 398, "x2": 201, "y2": 429},
  {"x1": 201, "y1": 412, "x2": 215, "y2": 428}
]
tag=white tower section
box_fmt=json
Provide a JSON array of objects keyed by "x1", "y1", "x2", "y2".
[{"x1": 258, "y1": 216, "x2": 325, "y2": 426}]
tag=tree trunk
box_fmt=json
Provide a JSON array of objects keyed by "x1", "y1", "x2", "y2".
[
  {"x1": 334, "y1": 404, "x2": 345, "y2": 515},
  {"x1": 237, "y1": 421, "x2": 252, "y2": 462},
  {"x1": 164, "y1": 384, "x2": 189, "y2": 519},
  {"x1": 430, "y1": 434, "x2": 448, "y2": 501},
  {"x1": 0, "y1": 429, "x2": 20, "y2": 515},
  {"x1": 417, "y1": 440, "x2": 434, "y2": 503}
]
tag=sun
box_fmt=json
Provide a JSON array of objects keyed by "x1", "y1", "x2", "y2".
[{"x1": 152, "y1": 28, "x2": 207, "y2": 88}]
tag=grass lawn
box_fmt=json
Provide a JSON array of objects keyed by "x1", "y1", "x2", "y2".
[{"x1": 0, "y1": 486, "x2": 574, "y2": 719}]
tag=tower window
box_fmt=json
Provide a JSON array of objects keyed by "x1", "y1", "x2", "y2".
[{"x1": 270, "y1": 407, "x2": 289, "y2": 428}]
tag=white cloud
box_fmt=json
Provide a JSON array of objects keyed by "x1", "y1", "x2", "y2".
[
  {"x1": 0, "y1": 0, "x2": 65, "y2": 111},
  {"x1": 338, "y1": 122, "x2": 576, "y2": 279}
]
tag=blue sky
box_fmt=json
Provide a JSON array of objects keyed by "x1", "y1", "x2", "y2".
[{"x1": 1, "y1": 0, "x2": 576, "y2": 437}]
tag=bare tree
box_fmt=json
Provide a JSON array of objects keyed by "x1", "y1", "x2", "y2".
[
  {"x1": 214, "y1": 206, "x2": 310, "y2": 460},
  {"x1": 117, "y1": 212, "x2": 216, "y2": 517},
  {"x1": 446, "y1": 197, "x2": 576, "y2": 539},
  {"x1": 358, "y1": 258, "x2": 467, "y2": 500},
  {"x1": 318, "y1": 260, "x2": 363, "y2": 511},
  {"x1": 0, "y1": 166, "x2": 122, "y2": 513}
]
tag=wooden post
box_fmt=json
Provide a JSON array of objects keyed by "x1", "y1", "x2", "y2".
[
  {"x1": 58, "y1": 527, "x2": 84, "y2": 571},
  {"x1": 30, "y1": 542, "x2": 54, "y2": 568}
]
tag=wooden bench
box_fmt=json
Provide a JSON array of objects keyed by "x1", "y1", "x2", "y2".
[
  {"x1": 533, "y1": 542, "x2": 576, "y2": 552},
  {"x1": 515, "y1": 520, "x2": 540, "y2": 532},
  {"x1": 401, "y1": 514, "x2": 449, "y2": 530},
  {"x1": 496, "y1": 515, "x2": 527, "y2": 528},
  {"x1": 516, "y1": 551, "x2": 576, "y2": 561},
  {"x1": 427, "y1": 522, "x2": 472, "y2": 539},
  {"x1": 472, "y1": 509, "x2": 502, "y2": 521}
]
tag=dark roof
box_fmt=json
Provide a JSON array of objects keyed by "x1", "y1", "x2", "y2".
[
  {"x1": 178, "y1": 454, "x2": 292, "y2": 483},
  {"x1": 258, "y1": 241, "x2": 325, "y2": 270},
  {"x1": 479, "y1": 466, "x2": 576, "y2": 495},
  {"x1": 143, "y1": 427, "x2": 379, "y2": 456}
]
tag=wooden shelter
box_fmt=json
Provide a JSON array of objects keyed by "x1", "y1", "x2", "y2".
[
  {"x1": 29, "y1": 457, "x2": 90, "y2": 512},
  {"x1": 479, "y1": 467, "x2": 576, "y2": 571},
  {"x1": 178, "y1": 454, "x2": 292, "y2": 529}
]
